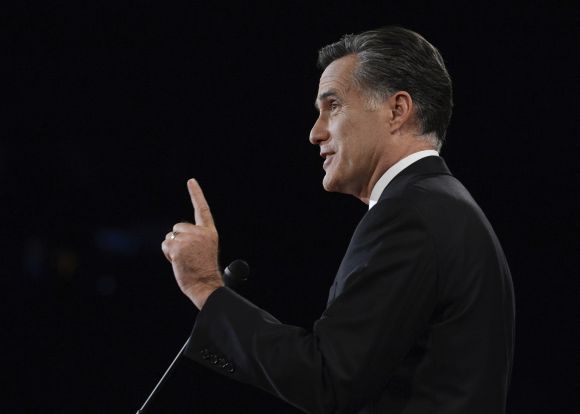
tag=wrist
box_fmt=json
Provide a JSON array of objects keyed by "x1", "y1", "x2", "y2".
[{"x1": 185, "y1": 276, "x2": 223, "y2": 309}]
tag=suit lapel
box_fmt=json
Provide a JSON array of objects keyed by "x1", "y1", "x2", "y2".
[{"x1": 326, "y1": 156, "x2": 453, "y2": 305}]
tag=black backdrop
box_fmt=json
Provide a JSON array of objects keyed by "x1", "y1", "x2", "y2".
[{"x1": 4, "y1": 1, "x2": 579, "y2": 413}]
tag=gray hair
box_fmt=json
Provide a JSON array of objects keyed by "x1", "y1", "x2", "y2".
[{"x1": 318, "y1": 26, "x2": 453, "y2": 150}]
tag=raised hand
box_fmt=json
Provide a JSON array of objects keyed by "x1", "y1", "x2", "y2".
[{"x1": 161, "y1": 179, "x2": 224, "y2": 309}]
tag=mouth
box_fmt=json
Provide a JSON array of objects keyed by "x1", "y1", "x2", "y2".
[{"x1": 320, "y1": 151, "x2": 335, "y2": 169}]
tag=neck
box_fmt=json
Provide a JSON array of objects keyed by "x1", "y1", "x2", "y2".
[{"x1": 356, "y1": 140, "x2": 436, "y2": 204}]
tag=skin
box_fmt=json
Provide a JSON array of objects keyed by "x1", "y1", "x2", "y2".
[
  {"x1": 163, "y1": 54, "x2": 436, "y2": 309},
  {"x1": 310, "y1": 54, "x2": 435, "y2": 203},
  {"x1": 161, "y1": 179, "x2": 223, "y2": 309}
]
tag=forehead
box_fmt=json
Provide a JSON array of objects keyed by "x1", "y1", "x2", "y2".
[{"x1": 317, "y1": 54, "x2": 359, "y2": 98}]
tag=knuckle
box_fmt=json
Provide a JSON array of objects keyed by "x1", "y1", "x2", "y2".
[{"x1": 173, "y1": 222, "x2": 193, "y2": 231}]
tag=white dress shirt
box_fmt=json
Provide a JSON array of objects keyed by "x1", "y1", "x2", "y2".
[{"x1": 368, "y1": 150, "x2": 440, "y2": 209}]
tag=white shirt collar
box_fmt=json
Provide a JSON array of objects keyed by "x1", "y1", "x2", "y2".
[{"x1": 368, "y1": 150, "x2": 439, "y2": 209}]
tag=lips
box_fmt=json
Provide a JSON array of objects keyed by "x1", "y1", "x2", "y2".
[{"x1": 321, "y1": 151, "x2": 335, "y2": 169}]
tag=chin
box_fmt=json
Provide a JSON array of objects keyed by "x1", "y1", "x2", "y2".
[
  {"x1": 323, "y1": 170, "x2": 362, "y2": 198},
  {"x1": 322, "y1": 173, "x2": 342, "y2": 193}
]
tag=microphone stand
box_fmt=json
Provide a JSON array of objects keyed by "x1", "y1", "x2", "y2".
[
  {"x1": 136, "y1": 260, "x2": 249, "y2": 413},
  {"x1": 136, "y1": 339, "x2": 190, "y2": 413}
]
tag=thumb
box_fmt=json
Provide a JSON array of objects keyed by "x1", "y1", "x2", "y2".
[{"x1": 187, "y1": 178, "x2": 215, "y2": 228}]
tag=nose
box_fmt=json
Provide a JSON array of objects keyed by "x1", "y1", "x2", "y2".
[{"x1": 309, "y1": 115, "x2": 329, "y2": 145}]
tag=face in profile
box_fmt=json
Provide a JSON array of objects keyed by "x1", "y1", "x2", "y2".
[
  {"x1": 310, "y1": 55, "x2": 392, "y2": 201},
  {"x1": 310, "y1": 55, "x2": 426, "y2": 202}
]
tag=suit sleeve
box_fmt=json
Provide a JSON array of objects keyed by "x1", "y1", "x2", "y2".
[{"x1": 184, "y1": 200, "x2": 438, "y2": 414}]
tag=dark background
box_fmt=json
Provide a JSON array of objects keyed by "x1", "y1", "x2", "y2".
[{"x1": 4, "y1": 1, "x2": 579, "y2": 413}]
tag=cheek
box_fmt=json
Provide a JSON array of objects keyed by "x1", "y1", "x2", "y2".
[
  {"x1": 329, "y1": 115, "x2": 365, "y2": 167},
  {"x1": 330, "y1": 120, "x2": 351, "y2": 153},
  {"x1": 336, "y1": 135, "x2": 358, "y2": 166}
]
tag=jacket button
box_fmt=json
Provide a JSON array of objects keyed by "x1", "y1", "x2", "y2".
[
  {"x1": 200, "y1": 349, "x2": 210, "y2": 360},
  {"x1": 224, "y1": 362, "x2": 235, "y2": 373},
  {"x1": 209, "y1": 354, "x2": 218, "y2": 365}
]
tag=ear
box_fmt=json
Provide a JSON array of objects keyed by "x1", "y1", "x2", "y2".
[{"x1": 386, "y1": 91, "x2": 414, "y2": 133}]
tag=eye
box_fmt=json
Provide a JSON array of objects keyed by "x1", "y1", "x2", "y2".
[{"x1": 330, "y1": 100, "x2": 340, "y2": 111}]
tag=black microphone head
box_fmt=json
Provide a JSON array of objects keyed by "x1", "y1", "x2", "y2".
[{"x1": 223, "y1": 259, "x2": 249, "y2": 288}]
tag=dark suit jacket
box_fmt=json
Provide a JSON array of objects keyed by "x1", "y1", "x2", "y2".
[{"x1": 184, "y1": 156, "x2": 515, "y2": 413}]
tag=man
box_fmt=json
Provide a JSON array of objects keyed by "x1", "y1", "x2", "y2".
[{"x1": 162, "y1": 27, "x2": 515, "y2": 413}]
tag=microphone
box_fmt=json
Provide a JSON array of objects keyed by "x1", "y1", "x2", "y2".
[
  {"x1": 222, "y1": 259, "x2": 249, "y2": 288},
  {"x1": 136, "y1": 260, "x2": 249, "y2": 413}
]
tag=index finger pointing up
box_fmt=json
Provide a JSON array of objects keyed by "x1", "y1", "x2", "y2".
[{"x1": 187, "y1": 178, "x2": 215, "y2": 228}]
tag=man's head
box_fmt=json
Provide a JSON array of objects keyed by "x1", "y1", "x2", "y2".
[{"x1": 310, "y1": 26, "x2": 453, "y2": 202}]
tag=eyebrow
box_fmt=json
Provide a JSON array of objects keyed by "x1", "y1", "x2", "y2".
[{"x1": 314, "y1": 90, "x2": 339, "y2": 110}]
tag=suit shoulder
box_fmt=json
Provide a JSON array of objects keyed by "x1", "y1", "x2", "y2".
[{"x1": 379, "y1": 174, "x2": 481, "y2": 216}]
